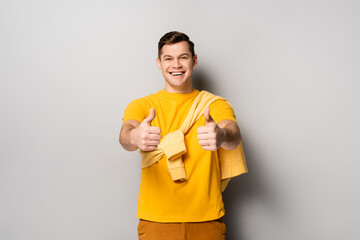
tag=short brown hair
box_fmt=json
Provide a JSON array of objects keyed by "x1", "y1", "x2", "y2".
[{"x1": 158, "y1": 31, "x2": 195, "y2": 58}]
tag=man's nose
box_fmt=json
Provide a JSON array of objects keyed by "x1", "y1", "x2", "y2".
[{"x1": 173, "y1": 59, "x2": 182, "y2": 68}]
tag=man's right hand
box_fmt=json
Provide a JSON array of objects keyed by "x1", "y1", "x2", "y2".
[{"x1": 130, "y1": 108, "x2": 161, "y2": 151}]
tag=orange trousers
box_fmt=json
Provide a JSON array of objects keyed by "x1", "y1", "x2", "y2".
[{"x1": 137, "y1": 218, "x2": 226, "y2": 240}]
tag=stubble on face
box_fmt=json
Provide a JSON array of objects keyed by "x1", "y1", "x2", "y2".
[{"x1": 156, "y1": 41, "x2": 197, "y2": 94}]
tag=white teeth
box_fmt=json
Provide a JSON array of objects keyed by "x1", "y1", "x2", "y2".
[{"x1": 172, "y1": 72, "x2": 183, "y2": 76}]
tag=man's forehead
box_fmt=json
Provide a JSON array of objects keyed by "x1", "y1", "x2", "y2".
[{"x1": 160, "y1": 41, "x2": 191, "y2": 56}]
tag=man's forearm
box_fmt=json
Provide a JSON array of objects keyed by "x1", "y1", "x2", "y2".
[
  {"x1": 218, "y1": 120, "x2": 242, "y2": 150},
  {"x1": 119, "y1": 121, "x2": 139, "y2": 151}
]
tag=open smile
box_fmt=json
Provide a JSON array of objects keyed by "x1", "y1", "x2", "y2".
[{"x1": 169, "y1": 71, "x2": 185, "y2": 76}]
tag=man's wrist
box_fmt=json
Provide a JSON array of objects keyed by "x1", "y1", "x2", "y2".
[
  {"x1": 217, "y1": 127, "x2": 227, "y2": 148},
  {"x1": 129, "y1": 128, "x2": 137, "y2": 148}
]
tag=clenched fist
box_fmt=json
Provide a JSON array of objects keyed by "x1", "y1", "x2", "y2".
[
  {"x1": 197, "y1": 107, "x2": 225, "y2": 151},
  {"x1": 130, "y1": 108, "x2": 161, "y2": 151}
]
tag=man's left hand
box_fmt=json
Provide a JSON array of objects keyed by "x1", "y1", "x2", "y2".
[{"x1": 197, "y1": 107, "x2": 225, "y2": 151}]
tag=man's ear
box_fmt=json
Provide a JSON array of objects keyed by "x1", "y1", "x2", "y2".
[
  {"x1": 193, "y1": 54, "x2": 198, "y2": 67},
  {"x1": 156, "y1": 57, "x2": 161, "y2": 70}
]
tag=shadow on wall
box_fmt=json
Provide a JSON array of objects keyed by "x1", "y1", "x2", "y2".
[
  {"x1": 222, "y1": 142, "x2": 255, "y2": 240},
  {"x1": 194, "y1": 68, "x2": 274, "y2": 240},
  {"x1": 192, "y1": 68, "x2": 216, "y2": 93},
  {"x1": 222, "y1": 139, "x2": 282, "y2": 239}
]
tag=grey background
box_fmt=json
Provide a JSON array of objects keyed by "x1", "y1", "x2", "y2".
[{"x1": 1, "y1": 0, "x2": 359, "y2": 239}]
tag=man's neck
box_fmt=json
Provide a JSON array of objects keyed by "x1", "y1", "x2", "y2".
[
  {"x1": 164, "y1": 88, "x2": 194, "y2": 94},
  {"x1": 164, "y1": 84, "x2": 194, "y2": 94}
]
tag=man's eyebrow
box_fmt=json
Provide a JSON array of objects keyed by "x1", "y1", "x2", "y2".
[{"x1": 162, "y1": 53, "x2": 190, "y2": 58}]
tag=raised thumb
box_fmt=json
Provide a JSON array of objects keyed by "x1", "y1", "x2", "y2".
[
  {"x1": 143, "y1": 108, "x2": 156, "y2": 125},
  {"x1": 204, "y1": 107, "x2": 213, "y2": 124}
]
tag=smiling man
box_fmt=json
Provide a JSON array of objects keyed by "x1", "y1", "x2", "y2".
[
  {"x1": 156, "y1": 40, "x2": 196, "y2": 94},
  {"x1": 119, "y1": 31, "x2": 247, "y2": 240}
]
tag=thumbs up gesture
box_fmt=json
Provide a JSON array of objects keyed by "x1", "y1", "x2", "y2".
[
  {"x1": 197, "y1": 107, "x2": 225, "y2": 151},
  {"x1": 130, "y1": 108, "x2": 161, "y2": 151}
]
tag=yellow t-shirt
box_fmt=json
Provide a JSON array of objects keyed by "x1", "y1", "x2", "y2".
[{"x1": 122, "y1": 89, "x2": 237, "y2": 222}]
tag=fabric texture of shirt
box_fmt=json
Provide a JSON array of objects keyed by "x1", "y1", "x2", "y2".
[{"x1": 122, "y1": 89, "x2": 247, "y2": 222}]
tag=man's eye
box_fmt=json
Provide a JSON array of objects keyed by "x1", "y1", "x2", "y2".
[
  {"x1": 165, "y1": 58, "x2": 171, "y2": 61},
  {"x1": 181, "y1": 56, "x2": 188, "y2": 60}
]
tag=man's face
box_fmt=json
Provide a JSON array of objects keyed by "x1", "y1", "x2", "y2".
[{"x1": 156, "y1": 41, "x2": 197, "y2": 93}]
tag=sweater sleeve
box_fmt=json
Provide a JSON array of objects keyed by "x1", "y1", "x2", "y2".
[{"x1": 210, "y1": 98, "x2": 248, "y2": 189}]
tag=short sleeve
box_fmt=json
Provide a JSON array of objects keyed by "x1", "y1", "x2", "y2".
[
  {"x1": 122, "y1": 98, "x2": 150, "y2": 124},
  {"x1": 208, "y1": 99, "x2": 237, "y2": 124}
]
